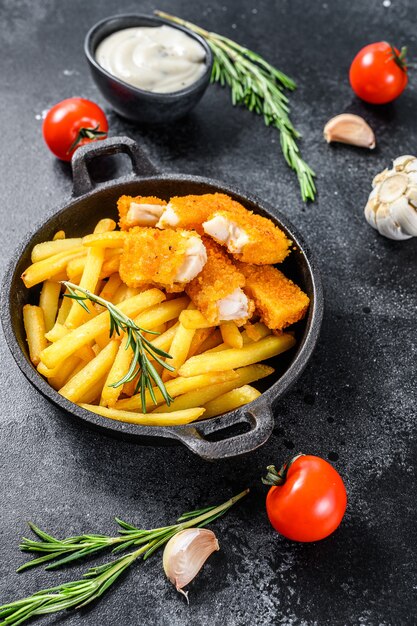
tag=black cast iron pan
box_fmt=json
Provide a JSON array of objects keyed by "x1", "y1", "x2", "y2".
[{"x1": 1, "y1": 137, "x2": 323, "y2": 461}]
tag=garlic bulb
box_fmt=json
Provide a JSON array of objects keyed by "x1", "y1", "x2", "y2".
[
  {"x1": 163, "y1": 528, "x2": 219, "y2": 601},
  {"x1": 364, "y1": 155, "x2": 417, "y2": 240},
  {"x1": 323, "y1": 114, "x2": 376, "y2": 149}
]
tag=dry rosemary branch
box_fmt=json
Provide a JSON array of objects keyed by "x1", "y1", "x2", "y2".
[
  {"x1": 0, "y1": 489, "x2": 248, "y2": 626},
  {"x1": 155, "y1": 10, "x2": 316, "y2": 202},
  {"x1": 62, "y1": 281, "x2": 174, "y2": 411}
]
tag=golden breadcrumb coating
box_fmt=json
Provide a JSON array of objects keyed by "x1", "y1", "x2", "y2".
[
  {"x1": 119, "y1": 227, "x2": 202, "y2": 292},
  {"x1": 118, "y1": 196, "x2": 167, "y2": 231},
  {"x1": 186, "y1": 238, "x2": 254, "y2": 325},
  {"x1": 205, "y1": 209, "x2": 291, "y2": 264},
  {"x1": 236, "y1": 262, "x2": 310, "y2": 330},
  {"x1": 161, "y1": 193, "x2": 247, "y2": 233}
]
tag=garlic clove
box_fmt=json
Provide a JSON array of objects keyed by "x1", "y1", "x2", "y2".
[
  {"x1": 390, "y1": 196, "x2": 417, "y2": 236},
  {"x1": 163, "y1": 528, "x2": 219, "y2": 601},
  {"x1": 373, "y1": 169, "x2": 389, "y2": 187},
  {"x1": 393, "y1": 155, "x2": 416, "y2": 171},
  {"x1": 323, "y1": 113, "x2": 376, "y2": 149},
  {"x1": 378, "y1": 173, "x2": 409, "y2": 203},
  {"x1": 404, "y1": 159, "x2": 417, "y2": 173},
  {"x1": 375, "y1": 203, "x2": 412, "y2": 240},
  {"x1": 364, "y1": 199, "x2": 379, "y2": 230}
]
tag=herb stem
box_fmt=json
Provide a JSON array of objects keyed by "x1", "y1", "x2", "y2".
[
  {"x1": 61, "y1": 281, "x2": 174, "y2": 412},
  {"x1": 1, "y1": 490, "x2": 248, "y2": 625},
  {"x1": 155, "y1": 10, "x2": 316, "y2": 201}
]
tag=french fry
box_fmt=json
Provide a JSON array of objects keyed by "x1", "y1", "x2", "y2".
[
  {"x1": 187, "y1": 328, "x2": 215, "y2": 358},
  {"x1": 194, "y1": 329, "x2": 223, "y2": 355},
  {"x1": 79, "y1": 404, "x2": 205, "y2": 426},
  {"x1": 22, "y1": 247, "x2": 87, "y2": 288},
  {"x1": 23, "y1": 305, "x2": 48, "y2": 366},
  {"x1": 96, "y1": 274, "x2": 122, "y2": 307},
  {"x1": 220, "y1": 321, "x2": 243, "y2": 349},
  {"x1": 115, "y1": 370, "x2": 238, "y2": 411},
  {"x1": 135, "y1": 297, "x2": 189, "y2": 331},
  {"x1": 202, "y1": 385, "x2": 261, "y2": 419},
  {"x1": 40, "y1": 289, "x2": 165, "y2": 369},
  {"x1": 113, "y1": 284, "x2": 129, "y2": 304},
  {"x1": 100, "y1": 334, "x2": 134, "y2": 407},
  {"x1": 44, "y1": 321, "x2": 96, "y2": 362},
  {"x1": 66, "y1": 257, "x2": 87, "y2": 282},
  {"x1": 79, "y1": 376, "x2": 108, "y2": 405},
  {"x1": 100, "y1": 255, "x2": 121, "y2": 279},
  {"x1": 48, "y1": 355, "x2": 81, "y2": 390},
  {"x1": 59, "y1": 339, "x2": 120, "y2": 403},
  {"x1": 178, "y1": 334, "x2": 296, "y2": 377},
  {"x1": 179, "y1": 309, "x2": 216, "y2": 329},
  {"x1": 153, "y1": 364, "x2": 274, "y2": 413},
  {"x1": 82, "y1": 231, "x2": 126, "y2": 248},
  {"x1": 53, "y1": 230, "x2": 65, "y2": 240},
  {"x1": 207, "y1": 322, "x2": 271, "y2": 354},
  {"x1": 56, "y1": 292, "x2": 72, "y2": 324},
  {"x1": 162, "y1": 321, "x2": 195, "y2": 381},
  {"x1": 65, "y1": 219, "x2": 115, "y2": 329},
  {"x1": 31, "y1": 238, "x2": 82, "y2": 263},
  {"x1": 39, "y1": 281, "x2": 61, "y2": 332}
]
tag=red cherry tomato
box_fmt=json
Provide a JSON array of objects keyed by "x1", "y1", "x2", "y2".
[
  {"x1": 42, "y1": 98, "x2": 108, "y2": 161},
  {"x1": 349, "y1": 42, "x2": 408, "y2": 104},
  {"x1": 264, "y1": 454, "x2": 347, "y2": 542}
]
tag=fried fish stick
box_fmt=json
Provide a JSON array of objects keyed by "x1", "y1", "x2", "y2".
[
  {"x1": 203, "y1": 205, "x2": 291, "y2": 265},
  {"x1": 185, "y1": 238, "x2": 254, "y2": 326},
  {"x1": 236, "y1": 262, "x2": 310, "y2": 330},
  {"x1": 156, "y1": 193, "x2": 239, "y2": 232},
  {"x1": 119, "y1": 227, "x2": 207, "y2": 292},
  {"x1": 118, "y1": 195, "x2": 167, "y2": 230}
]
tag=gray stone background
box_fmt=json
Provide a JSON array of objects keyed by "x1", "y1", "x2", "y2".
[{"x1": 0, "y1": 0, "x2": 416, "y2": 624}]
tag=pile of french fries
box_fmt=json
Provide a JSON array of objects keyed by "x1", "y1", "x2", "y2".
[{"x1": 22, "y1": 218, "x2": 296, "y2": 427}]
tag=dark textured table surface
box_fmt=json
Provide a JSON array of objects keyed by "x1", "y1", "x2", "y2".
[{"x1": 1, "y1": 1, "x2": 416, "y2": 625}]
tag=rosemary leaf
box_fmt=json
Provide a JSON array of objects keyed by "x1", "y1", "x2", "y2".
[
  {"x1": 155, "y1": 10, "x2": 316, "y2": 202},
  {"x1": 62, "y1": 282, "x2": 173, "y2": 412},
  {"x1": 1, "y1": 490, "x2": 249, "y2": 626}
]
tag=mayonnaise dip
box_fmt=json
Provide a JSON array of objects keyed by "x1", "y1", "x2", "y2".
[{"x1": 95, "y1": 25, "x2": 207, "y2": 93}]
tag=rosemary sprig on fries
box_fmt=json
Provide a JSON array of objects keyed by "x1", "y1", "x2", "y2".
[
  {"x1": 0, "y1": 490, "x2": 248, "y2": 626},
  {"x1": 62, "y1": 281, "x2": 174, "y2": 411},
  {"x1": 155, "y1": 10, "x2": 316, "y2": 202}
]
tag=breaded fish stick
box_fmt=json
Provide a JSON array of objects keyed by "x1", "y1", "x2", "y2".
[
  {"x1": 119, "y1": 227, "x2": 207, "y2": 292},
  {"x1": 203, "y1": 207, "x2": 291, "y2": 265},
  {"x1": 186, "y1": 238, "x2": 254, "y2": 326},
  {"x1": 118, "y1": 195, "x2": 167, "y2": 230},
  {"x1": 236, "y1": 262, "x2": 310, "y2": 330},
  {"x1": 156, "y1": 193, "x2": 244, "y2": 232}
]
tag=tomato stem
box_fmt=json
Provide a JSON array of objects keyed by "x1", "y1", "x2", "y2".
[
  {"x1": 388, "y1": 44, "x2": 408, "y2": 72},
  {"x1": 262, "y1": 453, "x2": 304, "y2": 486},
  {"x1": 67, "y1": 124, "x2": 108, "y2": 155}
]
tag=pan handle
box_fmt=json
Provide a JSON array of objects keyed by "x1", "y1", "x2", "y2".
[
  {"x1": 169, "y1": 397, "x2": 274, "y2": 461},
  {"x1": 71, "y1": 136, "x2": 158, "y2": 197}
]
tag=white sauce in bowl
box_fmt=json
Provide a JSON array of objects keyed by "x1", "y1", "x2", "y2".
[{"x1": 95, "y1": 25, "x2": 207, "y2": 94}]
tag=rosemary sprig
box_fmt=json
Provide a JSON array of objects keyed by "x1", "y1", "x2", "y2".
[
  {"x1": 0, "y1": 490, "x2": 248, "y2": 625},
  {"x1": 155, "y1": 10, "x2": 316, "y2": 202},
  {"x1": 62, "y1": 281, "x2": 174, "y2": 412}
]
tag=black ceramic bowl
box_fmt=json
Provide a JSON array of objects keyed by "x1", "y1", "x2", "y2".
[
  {"x1": 1, "y1": 137, "x2": 323, "y2": 460},
  {"x1": 85, "y1": 14, "x2": 213, "y2": 124}
]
